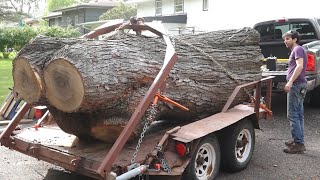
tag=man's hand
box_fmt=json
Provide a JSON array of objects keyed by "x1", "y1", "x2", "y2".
[{"x1": 284, "y1": 81, "x2": 293, "y2": 93}]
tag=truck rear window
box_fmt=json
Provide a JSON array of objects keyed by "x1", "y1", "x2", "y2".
[{"x1": 255, "y1": 22, "x2": 316, "y2": 41}]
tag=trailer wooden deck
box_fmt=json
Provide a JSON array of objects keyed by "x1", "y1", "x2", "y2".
[{"x1": 10, "y1": 120, "x2": 185, "y2": 179}]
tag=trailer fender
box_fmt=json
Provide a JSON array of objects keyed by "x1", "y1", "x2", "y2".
[{"x1": 171, "y1": 104, "x2": 256, "y2": 143}]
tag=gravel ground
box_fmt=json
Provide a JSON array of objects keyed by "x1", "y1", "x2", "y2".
[{"x1": 1, "y1": 93, "x2": 320, "y2": 180}]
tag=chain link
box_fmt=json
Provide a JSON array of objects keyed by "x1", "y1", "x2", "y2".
[
  {"x1": 169, "y1": 35, "x2": 176, "y2": 48},
  {"x1": 160, "y1": 157, "x2": 172, "y2": 173},
  {"x1": 103, "y1": 20, "x2": 130, "y2": 40},
  {"x1": 131, "y1": 104, "x2": 158, "y2": 164}
]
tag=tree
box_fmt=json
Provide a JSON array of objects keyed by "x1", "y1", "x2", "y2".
[
  {"x1": 0, "y1": 0, "x2": 40, "y2": 21},
  {"x1": 12, "y1": 28, "x2": 262, "y2": 142},
  {"x1": 47, "y1": 0, "x2": 76, "y2": 12},
  {"x1": 99, "y1": 2, "x2": 137, "y2": 21},
  {"x1": 47, "y1": 0, "x2": 90, "y2": 12}
]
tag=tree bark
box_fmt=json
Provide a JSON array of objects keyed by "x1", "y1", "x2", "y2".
[{"x1": 13, "y1": 27, "x2": 263, "y2": 142}]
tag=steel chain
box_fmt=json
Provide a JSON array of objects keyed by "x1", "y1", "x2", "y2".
[
  {"x1": 160, "y1": 157, "x2": 172, "y2": 173},
  {"x1": 169, "y1": 35, "x2": 176, "y2": 48},
  {"x1": 103, "y1": 20, "x2": 130, "y2": 40},
  {"x1": 170, "y1": 35, "x2": 254, "y2": 99},
  {"x1": 131, "y1": 104, "x2": 158, "y2": 164},
  {"x1": 154, "y1": 145, "x2": 162, "y2": 152}
]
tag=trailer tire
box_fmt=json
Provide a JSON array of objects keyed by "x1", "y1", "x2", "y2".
[
  {"x1": 182, "y1": 135, "x2": 221, "y2": 180},
  {"x1": 220, "y1": 119, "x2": 255, "y2": 172}
]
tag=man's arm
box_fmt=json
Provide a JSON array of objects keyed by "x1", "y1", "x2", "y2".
[{"x1": 284, "y1": 58, "x2": 304, "y2": 92}]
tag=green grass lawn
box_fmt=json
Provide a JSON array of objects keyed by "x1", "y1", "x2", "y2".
[{"x1": 0, "y1": 58, "x2": 13, "y2": 104}]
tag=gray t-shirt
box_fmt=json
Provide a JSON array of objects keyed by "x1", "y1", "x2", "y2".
[{"x1": 286, "y1": 45, "x2": 307, "y2": 83}]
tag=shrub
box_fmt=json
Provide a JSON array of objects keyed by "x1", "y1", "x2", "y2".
[
  {"x1": 100, "y1": 2, "x2": 137, "y2": 21},
  {"x1": 9, "y1": 51, "x2": 17, "y2": 59},
  {"x1": 0, "y1": 26, "x2": 81, "y2": 58}
]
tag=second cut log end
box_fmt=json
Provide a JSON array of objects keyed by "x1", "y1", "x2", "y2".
[{"x1": 44, "y1": 58, "x2": 85, "y2": 112}]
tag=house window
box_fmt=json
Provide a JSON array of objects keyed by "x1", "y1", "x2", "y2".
[
  {"x1": 75, "y1": 15, "x2": 78, "y2": 25},
  {"x1": 55, "y1": 18, "x2": 59, "y2": 26},
  {"x1": 155, "y1": 0, "x2": 162, "y2": 16},
  {"x1": 67, "y1": 17, "x2": 71, "y2": 25},
  {"x1": 174, "y1": 0, "x2": 184, "y2": 14},
  {"x1": 203, "y1": 0, "x2": 208, "y2": 11}
]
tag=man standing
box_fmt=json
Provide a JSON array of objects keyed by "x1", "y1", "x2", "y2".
[{"x1": 283, "y1": 30, "x2": 308, "y2": 154}]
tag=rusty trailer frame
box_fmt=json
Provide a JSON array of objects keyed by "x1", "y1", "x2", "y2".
[
  {"x1": 0, "y1": 21, "x2": 274, "y2": 179},
  {"x1": 0, "y1": 77, "x2": 273, "y2": 179}
]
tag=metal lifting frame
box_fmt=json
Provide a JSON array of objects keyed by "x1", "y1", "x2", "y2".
[{"x1": 83, "y1": 22, "x2": 179, "y2": 178}]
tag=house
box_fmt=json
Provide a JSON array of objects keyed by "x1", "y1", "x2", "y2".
[
  {"x1": 42, "y1": 12, "x2": 62, "y2": 27},
  {"x1": 125, "y1": 0, "x2": 211, "y2": 35},
  {"x1": 43, "y1": 1, "x2": 118, "y2": 34},
  {"x1": 126, "y1": 0, "x2": 304, "y2": 35}
]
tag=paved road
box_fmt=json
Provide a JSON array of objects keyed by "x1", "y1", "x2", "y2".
[{"x1": 1, "y1": 93, "x2": 320, "y2": 180}]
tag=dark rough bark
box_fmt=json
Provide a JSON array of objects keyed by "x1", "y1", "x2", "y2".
[
  {"x1": 13, "y1": 28, "x2": 263, "y2": 142},
  {"x1": 44, "y1": 27, "x2": 262, "y2": 113},
  {"x1": 15, "y1": 35, "x2": 80, "y2": 74}
]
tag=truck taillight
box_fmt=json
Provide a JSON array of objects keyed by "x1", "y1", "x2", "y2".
[
  {"x1": 176, "y1": 142, "x2": 187, "y2": 156},
  {"x1": 307, "y1": 53, "x2": 315, "y2": 71}
]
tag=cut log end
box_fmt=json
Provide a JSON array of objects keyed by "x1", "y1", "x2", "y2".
[
  {"x1": 13, "y1": 57, "x2": 42, "y2": 103},
  {"x1": 44, "y1": 58, "x2": 85, "y2": 112},
  {"x1": 90, "y1": 124, "x2": 137, "y2": 143}
]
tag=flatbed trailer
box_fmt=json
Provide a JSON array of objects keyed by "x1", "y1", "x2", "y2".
[
  {"x1": 0, "y1": 21, "x2": 274, "y2": 180},
  {"x1": 0, "y1": 77, "x2": 273, "y2": 180}
]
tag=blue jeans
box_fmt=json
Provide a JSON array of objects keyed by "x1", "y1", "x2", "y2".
[{"x1": 287, "y1": 82, "x2": 307, "y2": 144}]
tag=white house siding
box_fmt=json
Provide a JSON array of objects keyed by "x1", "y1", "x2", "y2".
[
  {"x1": 136, "y1": 0, "x2": 219, "y2": 34},
  {"x1": 161, "y1": 0, "x2": 173, "y2": 15},
  {"x1": 137, "y1": 1, "x2": 155, "y2": 17}
]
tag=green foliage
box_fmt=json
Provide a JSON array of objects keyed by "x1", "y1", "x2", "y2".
[
  {"x1": 8, "y1": 51, "x2": 17, "y2": 59},
  {"x1": 0, "y1": 26, "x2": 80, "y2": 54},
  {"x1": 0, "y1": 58, "x2": 13, "y2": 104},
  {"x1": 37, "y1": 26, "x2": 81, "y2": 38},
  {"x1": 47, "y1": 0, "x2": 76, "y2": 11},
  {"x1": 38, "y1": 19, "x2": 49, "y2": 26},
  {"x1": 0, "y1": 26, "x2": 38, "y2": 50},
  {"x1": 99, "y1": 2, "x2": 137, "y2": 21}
]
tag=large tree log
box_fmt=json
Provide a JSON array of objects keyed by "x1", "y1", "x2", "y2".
[
  {"x1": 13, "y1": 27, "x2": 263, "y2": 142},
  {"x1": 44, "y1": 27, "x2": 262, "y2": 112},
  {"x1": 12, "y1": 36, "x2": 79, "y2": 103}
]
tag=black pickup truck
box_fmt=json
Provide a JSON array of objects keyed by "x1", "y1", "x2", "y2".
[{"x1": 253, "y1": 18, "x2": 320, "y2": 105}]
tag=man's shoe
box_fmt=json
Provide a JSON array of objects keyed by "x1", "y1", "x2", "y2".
[
  {"x1": 283, "y1": 143, "x2": 306, "y2": 154},
  {"x1": 284, "y1": 140, "x2": 295, "y2": 147}
]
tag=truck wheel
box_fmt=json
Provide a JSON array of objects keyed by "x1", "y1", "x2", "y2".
[
  {"x1": 310, "y1": 86, "x2": 320, "y2": 106},
  {"x1": 220, "y1": 119, "x2": 255, "y2": 172},
  {"x1": 182, "y1": 135, "x2": 221, "y2": 180}
]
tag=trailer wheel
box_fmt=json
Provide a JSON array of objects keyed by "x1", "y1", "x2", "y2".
[
  {"x1": 182, "y1": 135, "x2": 221, "y2": 180},
  {"x1": 220, "y1": 119, "x2": 255, "y2": 172}
]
